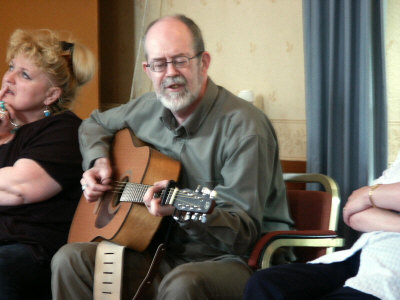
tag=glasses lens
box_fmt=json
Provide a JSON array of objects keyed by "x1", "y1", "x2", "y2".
[
  {"x1": 173, "y1": 57, "x2": 189, "y2": 68},
  {"x1": 149, "y1": 55, "x2": 195, "y2": 72},
  {"x1": 152, "y1": 61, "x2": 167, "y2": 72}
]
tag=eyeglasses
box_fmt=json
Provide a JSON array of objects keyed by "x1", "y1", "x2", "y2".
[{"x1": 146, "y1": 51, "x2": 203, "y2": 72}]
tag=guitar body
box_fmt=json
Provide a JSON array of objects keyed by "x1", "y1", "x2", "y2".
[{"x1": 68, "y1": 128, "x2": 181, "y2": 252}]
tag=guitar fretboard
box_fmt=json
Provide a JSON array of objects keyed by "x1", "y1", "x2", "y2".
[{"x1": 119, "y1": 182, "x2": 151, "y2": 203}]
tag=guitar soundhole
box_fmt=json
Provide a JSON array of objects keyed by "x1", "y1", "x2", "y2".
[{"x1": 94, "y1": 177, "x2": 128, "y2": 228}]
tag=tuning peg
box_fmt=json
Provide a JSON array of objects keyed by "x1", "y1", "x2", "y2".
[
  {"x1": 191, "y1": 212, "x2": 200, "y2": 221},
  {"x1": 195, "y1": 185, "x2": 218, "y2": 199},
  {"x1": 209, "y1": 190, "x2": 217, "y2": 199},
  {"x1": 200, "y1": 187, "x2": 218, "y2": 199},
  {"x1": 201, "y1": 187, "x2": 211, "y2": 195},
  {"x1": 200, "y1": 214, "x2": 207, "y2": 223},
  {"x1": 184, "y1": 213, "x2": 192, "y2": 221},
  {"x1": 172, "y1": 210, "x2": 182, "y2": 222}
]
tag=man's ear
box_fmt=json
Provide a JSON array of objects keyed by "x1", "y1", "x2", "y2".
[
  {"x1": 44, "y1": 86, "x2": 62, "y2": 106},
  {"x1": 200, "y1": 51, "x2": 211, "y2": 74},
  {"x1": 142, "y1": 62, "x2": 152, "y2": 79}
]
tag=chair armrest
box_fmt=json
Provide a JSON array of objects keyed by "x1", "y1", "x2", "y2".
[
  {"x1": 248, "y1": 230, "x2": 344, "y2": 270},
  {"x1": 283, "y1": 173, "x2": 341, "y2": 231}
]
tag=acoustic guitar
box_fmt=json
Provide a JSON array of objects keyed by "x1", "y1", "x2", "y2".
[{"x1": 68, "y1": 128, "x2": 216, "y2": 252}]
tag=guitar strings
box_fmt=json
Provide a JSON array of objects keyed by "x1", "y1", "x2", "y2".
[
  {"x1": 109, "y1": 181, "x2": 149, "y2": 194},
  {"x1": 105, "y1": 180, "x2": 202, "y2": 202},
  {"x1": 103, "y1": 183, "x2": 209, "y2": 213}
]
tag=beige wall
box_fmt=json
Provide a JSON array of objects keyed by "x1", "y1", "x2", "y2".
[
  {"x1": 386, "y1": 0, "x2": 400, "y2": 163},
  {"x1": 133, "y1": 0, "x2": 307, "y2": 161},
  {"x1": 0, "y1": 0, "x2": 99, "y2": 119},
  {"x1": 134, "y1": 0, "x2": 400, "y2": 163}
]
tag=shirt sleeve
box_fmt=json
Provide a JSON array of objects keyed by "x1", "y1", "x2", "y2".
[
  {"x1": 177, "y1": 128, "x2": 292, "y2": 256},
  {"x1": 79, "y1": 103, "x2": 134, "y2": 170}
]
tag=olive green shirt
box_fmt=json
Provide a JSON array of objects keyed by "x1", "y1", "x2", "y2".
[{"x1": 79, "y1": 78, "x2": 293, "y2": 260}]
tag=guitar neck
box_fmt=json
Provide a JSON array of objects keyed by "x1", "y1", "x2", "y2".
[
  {"x1": 118, "y1": 182, "x2": 175, "y2": 204},
  {"x1": 117, "y1": 181, "x2": 216, "y2": 217}
]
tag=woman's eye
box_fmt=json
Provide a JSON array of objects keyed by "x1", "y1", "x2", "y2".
[
  {"x1": 8, "y1": 64, "x2": 14, "y2": 71},
  {"x1": 22, "y1": 72, "x2": 31, "y2": 80}
]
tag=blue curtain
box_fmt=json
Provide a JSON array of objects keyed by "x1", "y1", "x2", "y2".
[{"x1": 303, "y1": 0, "x2": 387, "y2": 247}]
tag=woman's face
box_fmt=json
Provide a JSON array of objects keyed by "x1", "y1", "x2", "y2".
[{"x1": 1, "y1": 54, "x2": 53, "y2": 119}]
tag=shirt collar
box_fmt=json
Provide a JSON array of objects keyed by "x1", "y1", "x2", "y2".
[{"x1": 160, "y1": 77, "x2": 219, "y2": 137}]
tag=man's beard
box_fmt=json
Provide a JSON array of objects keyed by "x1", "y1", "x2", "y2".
[{"x1": 157, "y1": 75, "x2": 201, "y2": 112}]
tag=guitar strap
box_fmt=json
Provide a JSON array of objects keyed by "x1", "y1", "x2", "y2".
[
  {"x1": 130, "y1": 217, "x2": 174, "y2": 299},
  {"x1": 94, "y1": 240, "x2": 126, "y2": 300},
  {"x1": 131, "y1": 242, "x2": 167, "y2": 299},
  {"x1": 93, "y1": 216, "x2": 177, "y2": 300},
  {"x1": 94, "y1": 241, "x2": 167, "y2": 300}
]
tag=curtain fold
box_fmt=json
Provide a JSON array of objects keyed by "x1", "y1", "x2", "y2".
[{"x1": 303, "y1": 0, "x2": 387, "y2": 247}]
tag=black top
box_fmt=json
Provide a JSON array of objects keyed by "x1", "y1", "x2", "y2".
[{"x1": 0, "y1": 111, "x2": 82, "y2": 263}]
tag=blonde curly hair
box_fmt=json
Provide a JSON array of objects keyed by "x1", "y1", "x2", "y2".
[{"x1": 6, "y1": 29, "x2": 96, "y2": 113}]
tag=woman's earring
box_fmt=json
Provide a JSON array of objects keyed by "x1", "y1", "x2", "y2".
[{"x1": 44, "y1": 106, "x2": 51, "y2": 117}]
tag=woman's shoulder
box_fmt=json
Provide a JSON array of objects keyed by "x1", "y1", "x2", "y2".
[
  {"x1": 18, "y1": 111, "x2": 81, "y2": 141},
  {"x1": 53, "y1": 110, "x2": 82, "y2": 122},
  {"x1": 43, "y1": 110, "x2": 82, "y2": 128}
]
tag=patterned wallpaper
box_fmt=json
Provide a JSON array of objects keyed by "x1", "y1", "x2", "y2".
[
  {"x1": 133, "y1": 0, "x2": 399, "y2": 163},
  {"x1": 133, "y1": 0, "x2": 307, "y2": 161},
  {"x1": 387, "y1": 0, "x2": 400, "y2": 163}
]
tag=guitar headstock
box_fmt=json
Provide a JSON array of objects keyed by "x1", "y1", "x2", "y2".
[{"x1": 162, "y1": 184, "x2": 217, "y2": 223}]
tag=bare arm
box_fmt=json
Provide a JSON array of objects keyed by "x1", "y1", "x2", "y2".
[
  {"x1": 367, "y1": 182, "x2": 400, "y2": 211},
  {"x1": 347, "y1": 207, "x2": 400, "y2": 232},
  {"x1": 0, "y1": 158, "x2": 62, "y2": 205},
  {"x1": 343, "y1": 182, "x2": 400, "y2": 232}
]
